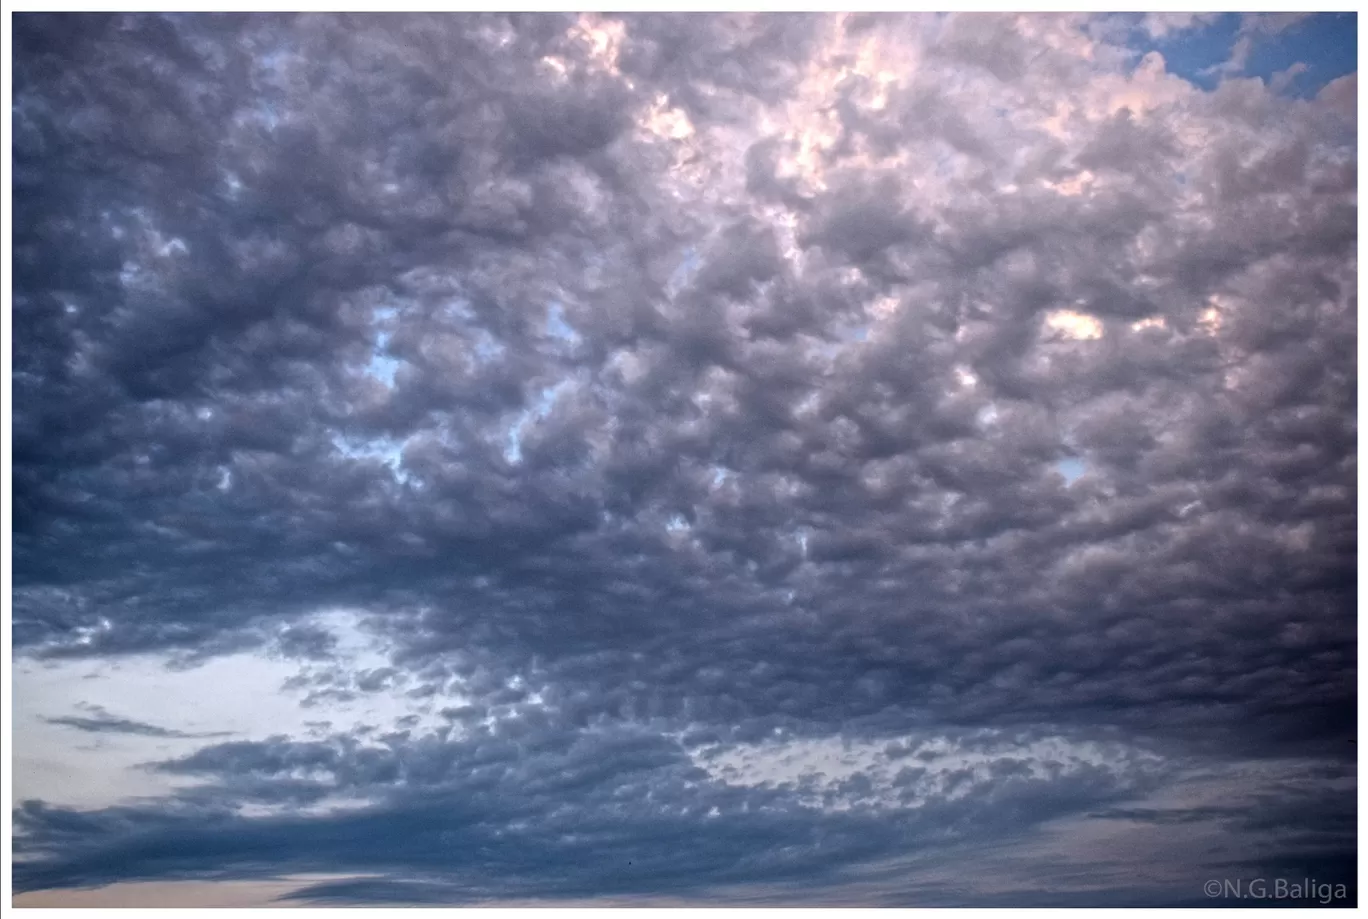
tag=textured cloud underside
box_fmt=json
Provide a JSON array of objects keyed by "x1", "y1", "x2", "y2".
[{"x1": 12, "y1": 12, "x2": 1356, "y2": 907}]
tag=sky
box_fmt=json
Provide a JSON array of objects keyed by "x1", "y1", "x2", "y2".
[{"x1": 8, "y1": 11, "x2": 1358, "y2": 908}]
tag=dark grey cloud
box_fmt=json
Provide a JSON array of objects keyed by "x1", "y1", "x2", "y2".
[
  {"x1": 14, "y1": 720, "x2": 1175, "y2": 902},
  {"x1": 11, "y1": 11, "x2": 1355, "y2": 906}
]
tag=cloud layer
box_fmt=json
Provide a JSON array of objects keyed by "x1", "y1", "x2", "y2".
[{"x1": 12, "y1": 12, "x2": 1356, "y2": 906}]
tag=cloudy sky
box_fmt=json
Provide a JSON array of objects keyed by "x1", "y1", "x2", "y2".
[{"x1": 9, "y1": 11, "x2": 1357, "y2": 908}]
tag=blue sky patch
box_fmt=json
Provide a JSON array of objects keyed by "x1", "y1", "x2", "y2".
[
  {"x1": 1056, "y1": 457, "x2": 1087, "y2": 485},
  {"x1": 1126, "y1": 13, "x2": 1355, "y2": 97},
  {"x1": 1241, "y1": 13, "x2": 1356, "y2": 98}
]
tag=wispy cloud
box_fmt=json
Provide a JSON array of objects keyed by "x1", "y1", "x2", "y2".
[{"x1": 43, "y1": 705, "x2": 232, "y2": 739}]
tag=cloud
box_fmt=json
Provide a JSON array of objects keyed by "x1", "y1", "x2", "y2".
[
  {"x1": 12, "y1": 719, "x2": 1179, "y2": 902},
  {"x1": 12, "y1": 11, "x2": 1356, "y2": 906},
  {"x1": 1202, "y1": 12, "x2": 1315, "y2": 78},
  {"x1": 1139, "y1": 13, "x2": 1223, "y2": 41},
  {"x1": 42, "y1": 705, "x2": 231, "y2": 739}
]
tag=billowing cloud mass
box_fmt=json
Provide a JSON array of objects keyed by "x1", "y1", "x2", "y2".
[{"x1": 11, "y1": 12, "x2": 1356, "y2": 907}]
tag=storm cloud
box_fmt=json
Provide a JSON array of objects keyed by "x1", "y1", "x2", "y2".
[{"x1": 11, "y1": 12, "x2": 1356, "y2": 907}]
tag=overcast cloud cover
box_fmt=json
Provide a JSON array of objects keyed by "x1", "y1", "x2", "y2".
[{"x1": 10, "y1": 12, "x2": 1357, "y2": 907}]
